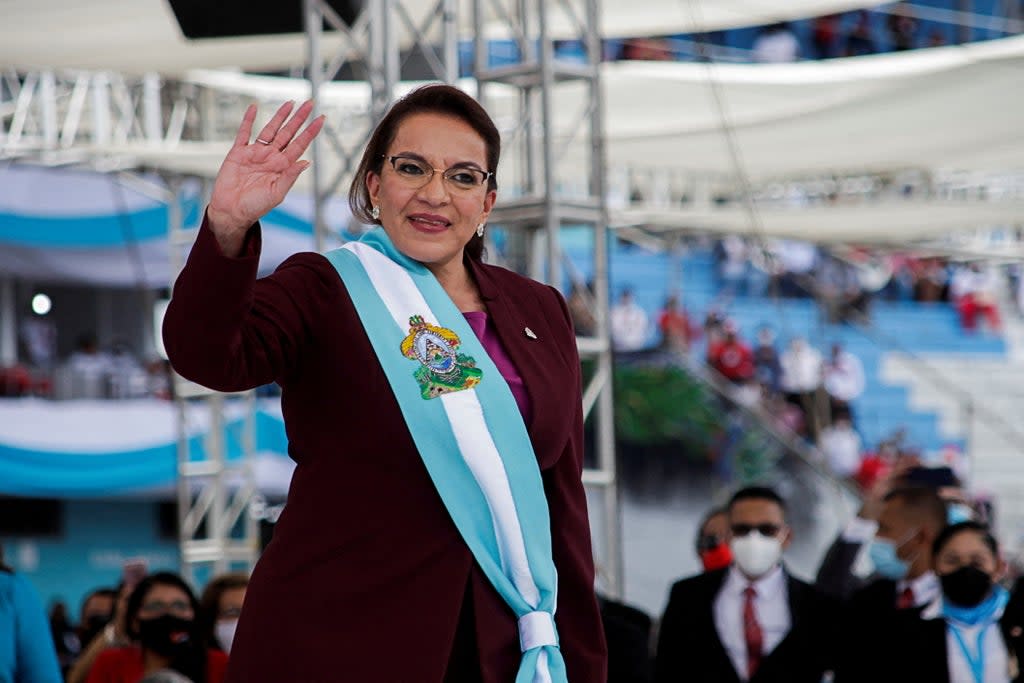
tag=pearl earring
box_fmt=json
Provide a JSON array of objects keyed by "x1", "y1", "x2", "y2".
[
  {"x1": 476, "y1": 223, "x2": 485, "y2": 238},
  {"x1": 371, "y1": 205, "x2": 380, "y2": 220}
]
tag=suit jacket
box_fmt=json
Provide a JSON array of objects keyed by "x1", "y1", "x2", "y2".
[
  {"x1": 598, "y1": 594, "x2": 653, "y2": 683},
  {"x1": 834, "y1": 578, "x2": 918, "y2": 682},
  {"x1": 163, "y1": 220, "x2": 607, "y2": 682},
  {"x1": 654, "y1": 567, "x2": 838, "y2": 683},
  {"x1": 883, "y1": 600, "x2": 1024, "y2": 683},
  {"x1": 814, "y1": 534, "x2": 868, "y2": 601}
]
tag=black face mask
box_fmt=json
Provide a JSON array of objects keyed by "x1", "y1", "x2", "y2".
[
  {"x1": 80, "y1": 613, "x2": 112, "y2": 645},
  {"x1": 940, "y1": 565, "x2": 993, "y2": 607},
  {"x1": 136, "y1": 615, "x2": 196, "y2": 658}
]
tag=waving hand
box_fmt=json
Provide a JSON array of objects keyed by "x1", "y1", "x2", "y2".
[{"x1": 207, "y1": 100, "x2": 325, "y2": 256}]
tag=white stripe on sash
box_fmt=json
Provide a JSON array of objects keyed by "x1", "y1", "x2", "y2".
[{"x1": 343, "y1": 243, "x2": 551, "y2": 638}]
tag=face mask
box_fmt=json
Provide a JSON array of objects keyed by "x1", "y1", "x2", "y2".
[
  {"x1": 941, "y1": 565, "x2": 994, "y2": 608},
  {"x1": 868, "y1": 537, "x2": 910, "y2": 580},
  {"x1": 80, "y1": 613, "x2": 111, "y2": 646},
  {"x1": 947, "y1": 504, "x2": 975, "y2": 525},
  {"x1": 214, "y1": 618, "x2": 238, "y2": 653},
  {"x1": 730, "y1": 532, "x2": 783, "y2": 578},
  {"x1": 700, "y1": 543, "x2": 733, "y2": 572},
  {"x1": 137, "y1": 615, "x2": 196, "y2": 658}
]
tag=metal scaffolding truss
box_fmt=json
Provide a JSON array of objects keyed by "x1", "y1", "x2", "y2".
[
  {"x1": 0, "y1": 67, "x2": 262, "y2": 584},
  {"x1": 294, "y1": 0, "x2": 622, "y2": 595}
]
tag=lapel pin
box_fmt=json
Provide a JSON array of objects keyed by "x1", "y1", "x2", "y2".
[{"x1": 524, "y1": 327, "x2": 538, "y2": 340}]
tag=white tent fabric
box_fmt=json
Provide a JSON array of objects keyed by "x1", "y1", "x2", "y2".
[
  {"x1": 616, "y1": 198, "x2": 1024, "y2": 245},
  {"x1": 1, "y1": 0, "x2": 886, "y2": 75},
  {"x1": 591, "y1": 35, "x2": 1024, "y2": 177},
  {"x1": 125, "y1": 34, "x2": 1022, "y2": 184},
  {"x1": 0, "y1": 165, "x2": 344, "y2": 287}
]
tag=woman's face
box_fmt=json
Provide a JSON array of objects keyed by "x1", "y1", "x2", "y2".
[
  {"x1": 935, "y1": 530, "x2": 1000, "y2": 578},
  {"x1": 366, "y1": 112, "x2": 496, "y2": 272},
  {"x1": 136, "y1": 583, "x2": 195, "y2": 623},
  {"x1": 217, "y1": 586, "x2": 246, "y2": 623}
]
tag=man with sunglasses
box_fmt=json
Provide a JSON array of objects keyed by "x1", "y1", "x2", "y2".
[{"x1": 655, "y1": 487, "x2": 838, "y2": 683}]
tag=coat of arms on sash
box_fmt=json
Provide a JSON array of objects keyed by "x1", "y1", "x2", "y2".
[{"x1": 400, "y1": 315, "x2": 482, "y2": 399}]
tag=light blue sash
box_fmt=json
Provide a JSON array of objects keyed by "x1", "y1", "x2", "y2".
[{"x1": 325, "y1": 228, "x2": 566, "y2": 683}]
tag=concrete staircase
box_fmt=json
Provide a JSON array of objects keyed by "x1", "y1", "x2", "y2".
[{"x1": 881, "y1": 284, "x2": 1024, "y2": 558}]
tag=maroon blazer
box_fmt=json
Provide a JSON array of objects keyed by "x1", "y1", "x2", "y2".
[{"x1": 162, "y1": 219, "x2": 608, "y2": 682}]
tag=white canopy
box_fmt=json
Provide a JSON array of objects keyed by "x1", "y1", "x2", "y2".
[
  {"x1": 591, "y1": 35, "x2": 1024, "y2": 178},
  {"x1": 616, "y1": 199, "x2": 1024, "y2": 245},
  {"x1": 1, "y1": 0, "x2": 886, "y2": 75},
  {"x1": 148, "y1": 35, "x2": 1024, "y2": 183}
]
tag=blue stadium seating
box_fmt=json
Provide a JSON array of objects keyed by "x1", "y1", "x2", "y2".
[{"x1": 562, "y1": 236, "x2": 1006, "y2": 455}]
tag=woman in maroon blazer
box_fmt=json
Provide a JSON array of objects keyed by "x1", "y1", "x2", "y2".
[{"x1": 162, "y1": 86, "x2": 607, "y2": 681}]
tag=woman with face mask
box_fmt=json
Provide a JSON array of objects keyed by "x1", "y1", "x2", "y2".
[
  {"x1": 886, "y1": 521, "x2": 1024, "y2": 683},
  {"x1": 198, "y1": 573, "x2": 248, "y2": 654},
  {"x1": 85, "y1": 572, "x2": 228, "y2": 683}
]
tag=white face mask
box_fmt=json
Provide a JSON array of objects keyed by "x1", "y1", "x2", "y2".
[
  {"x1": 214, "y1": 619, "x2": 238, "y2": 653},
  {"x1": 730, "y1": 532, "x2": 784, "y2": 578}
]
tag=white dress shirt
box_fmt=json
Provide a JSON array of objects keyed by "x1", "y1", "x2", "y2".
[
  {"x1": 609, "y1": 301, "x2": 649, "y2": 351},
  {"x1": 714, "y1": 565, "x2": 792, "y2": 681},
  {"x1": 920, "y1": 597, "x2": 1011, "y2": 682}
]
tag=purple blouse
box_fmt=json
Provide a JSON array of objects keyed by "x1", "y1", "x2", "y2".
[{"x1": 463, "y1": 311, "x2": 533, "y2": 424}]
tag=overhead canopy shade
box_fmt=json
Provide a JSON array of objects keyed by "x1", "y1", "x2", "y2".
[
  {"x1": 175, "y1": 35, "x2": 1024, "y2": 181},
  {"x1": 615, "y1": 198, "x2": 1024, "y2": 245},
  {"x1": 2, "y1": 0, "x2": 887, "y2": 74},
  {"x1": 587, "y1": 35, "x2": 1024, "y2": 178}
]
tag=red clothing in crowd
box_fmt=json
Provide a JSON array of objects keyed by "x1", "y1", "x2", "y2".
[
  {"x1": 657, "y1": 309, "x2": 696, "y2": 350},
  {"x1": 708, "y1": 340, "x2": 755, "y2": 382},
  {"x1": 854, "y1": 454, "x2": 890, "y2": 492},
  {"x1": 85, "y1": 646, "x2": 228, "y2": 683}
]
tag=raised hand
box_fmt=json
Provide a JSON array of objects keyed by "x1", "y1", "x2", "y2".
[{"x1": 207, "y1": 100, "x2": 325, "y2": 256}]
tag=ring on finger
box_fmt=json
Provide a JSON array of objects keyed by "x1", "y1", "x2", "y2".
[{"x1": 255, "y1": 138, "x2": 273, "y2": 145}]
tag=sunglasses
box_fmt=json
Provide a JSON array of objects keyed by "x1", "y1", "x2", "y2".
[{"x1": 730, "y1": 523, "x2": 783, "y2": 538}]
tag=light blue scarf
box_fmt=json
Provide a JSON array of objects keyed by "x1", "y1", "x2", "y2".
[
  {"x1": 943, "y1": 586, "x2": 1010, "y2": 683},
  {"x1": 325, "y1": 228, "x2": 566, "y2": 683}
]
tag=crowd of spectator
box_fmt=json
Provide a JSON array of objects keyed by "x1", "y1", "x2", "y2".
[
  {"x1": 0, "y1": 331, "x2": 172, "y2": 401},
  {"x1": 595, "y1": 471, "x2": 1019, "y2": 682},
  {"x1": 1, "y1": 553, "x2": 248, "y2": 683},
  {"x1": 592, "y1": 1, "x2": 1001, "y2": 65},
  {"x1": 593, "y1": 233, "x2": 1008, "y2": 504}
]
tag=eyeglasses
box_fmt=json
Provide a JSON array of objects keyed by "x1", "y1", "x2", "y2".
[
  {"x1": 730, "y1": 523, "x2": 783, "y2": 538},
  {"x1": 139, "y1": 599, "x2": 193, "y2": 617},
  {"x1": 383, "y1": 154, "x2": 492, "y2": 192}
]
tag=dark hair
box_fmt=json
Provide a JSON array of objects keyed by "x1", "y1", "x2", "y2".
[
  {"x1": 80, "y1": 587, "x2": 118, "y2": 613},
  {"x1": 0, "y1": 544, "x2": 9, "y2": 574},
  {"x1": 883, "y1": 486, "x2": 948, "y2": 533},
  {"x1": 727, "y1": 486, "x2": 787, "y2": 516},
  {"x1": 695, "y1": 506, "x2": 728, "y2": 552},
  {"x1": 198, "y1": 571, "x2": 249, "y2": 651},
  {"x1": 932, "y1": 520, "x2": 999, "y2": 560},
  {"x1": 348, "y1": 83, "x2": 500, "y2": 262},
  {"x1": 125, "y1": 571, "x2": 209, "y2": 683}
]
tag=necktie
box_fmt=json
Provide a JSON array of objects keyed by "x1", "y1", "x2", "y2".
[
  {"x1": 743, "y1": 585, "x2": 763, "y2": 679},
  {"x1": 897, "y1": 586, "x2": 914, "y2": 609}
]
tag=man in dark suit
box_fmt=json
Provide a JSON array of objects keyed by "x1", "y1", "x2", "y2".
[
  {"x1": 654, "y1": 486, "x2": 837, "y2": 683},
  {"x1": 833, "y1": 485, "x2": 949, "y2": 681}
]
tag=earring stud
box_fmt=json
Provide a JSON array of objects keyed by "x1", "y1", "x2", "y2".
[
  {"x1": 371, "y1": 205, "x2": 380, "y2": 220},
  {"x1": 476, "y1": 223, "x2": 485, "y2": 238}
]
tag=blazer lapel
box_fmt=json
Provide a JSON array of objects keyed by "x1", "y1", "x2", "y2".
[{"x1": 469, "y1": 260, "x2": 573, "y2": 470}]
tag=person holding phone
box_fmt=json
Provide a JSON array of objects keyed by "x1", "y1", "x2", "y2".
[
  {"x1": 67, "y1": 560, "x2": 148, "y2": 683},
  {"x1": 85, "y1": 572, "x2": 227, "y2": 683}
]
